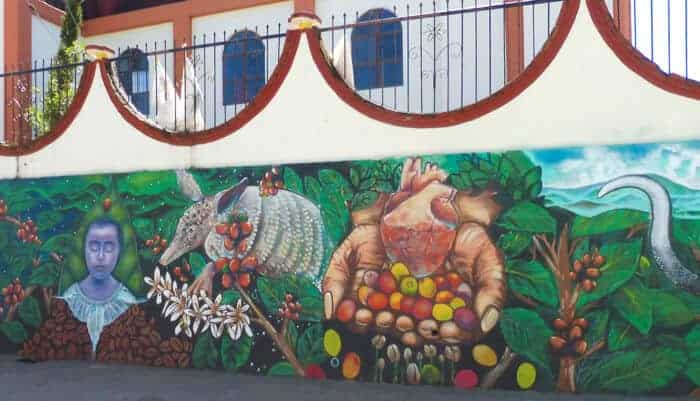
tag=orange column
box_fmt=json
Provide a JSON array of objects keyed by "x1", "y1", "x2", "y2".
[
  {"x1": 173, "y1": 14, "x2": 192, "y2": 92},
  {"x1": 504, "y1": 0, "x2": 524, "y2": 83},
  {"x1": 613, "y1": 0, "x2": 632, "y2": 41},
  {"x1": 294, "y1": 0, "x2": 315, "y2": 16},
  {"x1": 4, "y1": 1, "x2": 33, "y2": 145}
]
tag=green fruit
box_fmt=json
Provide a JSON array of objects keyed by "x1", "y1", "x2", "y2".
[
  {"x1": 400, "y1": 277, "x2": 418, "y2": 296},
  {"x1": 421, "y1": 364, "x2": 441, "y2": 385}
]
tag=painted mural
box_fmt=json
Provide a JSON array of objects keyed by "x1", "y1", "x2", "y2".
[{"x1": 1, "y1": 142, "x2": 700, "y2": 396}]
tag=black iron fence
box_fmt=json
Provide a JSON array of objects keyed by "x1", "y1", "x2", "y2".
[
  {"x1": 0, "y1": 59, "x2": 87, "y2": 147},
  {"x1": 606, "y1": 0, "x2": 698, "y2": 83},
  {"x1": 107, "y1": 25, "x2": 287, "y2": 134},
  {"x1": 319, "y1": 0, "x2": 565, "y2": 114}
]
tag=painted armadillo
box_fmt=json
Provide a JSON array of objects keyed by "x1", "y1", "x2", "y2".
[{"x1": 159, "y1": 170, "x2": 327, "y2": 279}]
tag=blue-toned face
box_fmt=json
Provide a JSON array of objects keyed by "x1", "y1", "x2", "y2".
[{"x1": 84, "y1": 223, "x2": 121, "y2": 281}]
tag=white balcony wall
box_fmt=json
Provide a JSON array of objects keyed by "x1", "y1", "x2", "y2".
[
  {"x1": 191, "y1": 1, "x2": 293, "y2": 130},
  {"x1": 316, "y1": 0, "x2": 561, "y2": 114},
  {"x1": 31, "y1": 16, "x2": 61, "y2": 65},
  {"x1": 83, "y1": 23, "x2": 174, "y2": 125}
]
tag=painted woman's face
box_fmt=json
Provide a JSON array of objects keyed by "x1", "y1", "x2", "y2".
[{"x1": 84, "y1": 224, "x2": 121, "y2": 281}]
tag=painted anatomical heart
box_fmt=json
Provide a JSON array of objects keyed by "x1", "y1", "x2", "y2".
[{"x1": 322, "y1": 158, "x2": 507, "y2": 346}]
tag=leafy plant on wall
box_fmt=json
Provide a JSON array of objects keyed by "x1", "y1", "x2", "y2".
[{"x1": 498, "y1": 195, "x2": 700, "y2": 393}]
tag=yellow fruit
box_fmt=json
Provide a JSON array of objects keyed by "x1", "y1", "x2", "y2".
[
  {"x1": 358, "y1": 286, "x2": 373, "y2": 306},
  {"x1": 323, "y1": 329, "x2": 342, "y2": 357},
  {"x1": 390, "y1": 262, "x2": 410, "y2": 280},
  {"x1": 516, "y1": 362, "x2": 537, "y2": 389},
  {"x1": 472, "y1": 344, "x2": 498, "y2": 367},
  {"x1": 432, "y1": 303, "x2": 453, "y2": 322},
  {"x1": 389, "y1": 292, "x2": 403, "y2": 311},
  {"x1": 418, "y1": 277, "x2": 437, "y2": 298},
  {"x1": 449, "y1": 297, "x2": 466, "y2": 310}
]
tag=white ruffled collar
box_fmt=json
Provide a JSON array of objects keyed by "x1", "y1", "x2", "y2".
[{"x1": 58, "y1": 282, "x2": 140, "y2": 354}]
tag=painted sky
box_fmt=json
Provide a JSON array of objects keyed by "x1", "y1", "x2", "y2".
[{"x1": 528, "y1": 141, "x2": 700, "y2": 189}]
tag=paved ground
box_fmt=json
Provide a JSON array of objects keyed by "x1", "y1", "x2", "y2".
[{"x1": 0, "y1": 356, "x2": 696, "y2": 401}]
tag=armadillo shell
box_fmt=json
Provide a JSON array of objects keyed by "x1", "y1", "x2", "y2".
[{"x1": 205, "y1": 187, "x2": 326, "y2": 278}]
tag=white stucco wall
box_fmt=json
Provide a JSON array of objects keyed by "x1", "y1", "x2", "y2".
[
  {"x1": 31, "y1": 15, "x2": 61, "y2": 65},
  {"x1": 1, "y1": 2, "x2": 699, "y2": 180},
  {"x1": 191, "y1": 1, "x2": 293, "y2": 129}
]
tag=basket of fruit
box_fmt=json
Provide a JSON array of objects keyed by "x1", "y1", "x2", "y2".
[{"x1": 323, "y1": 158, "x2": 507, "y2": 347}]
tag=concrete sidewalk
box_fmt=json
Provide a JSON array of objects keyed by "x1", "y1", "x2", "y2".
[{"x1": 0, "y1": 356, "x2": 695, "y2": 401}]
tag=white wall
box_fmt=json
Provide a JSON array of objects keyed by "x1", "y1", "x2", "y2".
[
  {"x1": 31, "y1": 15, "x2": 61, "y2": 65},
  {"x1": 316, "y1": 0, "x2": 561, "y2": 113},
  {"x1": 4, "y1": 3, "x2": 700, "y2": 180},
  {"x1": 191, "y1": 1, "x2": 293, "y2": 129}
]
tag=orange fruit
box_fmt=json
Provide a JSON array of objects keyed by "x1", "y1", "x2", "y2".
[{"x1": 367, "y1": 292, "x2": 389, "y2": 311}]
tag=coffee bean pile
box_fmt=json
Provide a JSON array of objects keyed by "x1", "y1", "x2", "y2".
[
  {"x1": 20, "y1": 300, "x2": 192, "y2": 368},
  {"x1": 96, "y1": 306, "x2": 192, "y2": 368},
  {"x1": 2, "y1": 278, "x2": 27, "y2": 307},
  {"x1": 549, "y1": 317, "x2": 589, "y2": 356},
  {"x1": 20, "y1": 299, "x2": 93, "y2": 361},
  {"x1": 570, "y1": 250, "x2": 605, "y2": 292},
  {"x1": 259, "y1": 168, "x2": 284, "y2": 197},
  {"x1": 16, "y1": 218, "x2": 40, "y2": 245}
]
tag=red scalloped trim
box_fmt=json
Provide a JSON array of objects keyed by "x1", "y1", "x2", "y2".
[
  {"x1": 587, "y1": 0, "x2": 700, "y2": 100},
  {"x1": 306, "y1": 0, "x2": 580, "y2": 129},
  {"x1": 99, "y1": 30, "x2": 302, "y2": 146},
  {"x1": 0, "y1": 62, "x2": 97, "y2": 157}
]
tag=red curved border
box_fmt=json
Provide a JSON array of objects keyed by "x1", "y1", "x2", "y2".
[
  {"x1": 587, "y1": 0, "x2": 700, "y2": 101},
  {"x1": 0, "y1": 62, "x2": 97, "y2": 156},
  {"x1": 307, "y1": 0, "x2": 580, "y2": 129},
  {"x1": 100, "y1": 30, "x2": 302, "y2": 146}
]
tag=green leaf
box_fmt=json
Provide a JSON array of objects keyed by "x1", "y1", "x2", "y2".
[
  {"x1": 583, "y1": 309, "x2": 610, "y2": 346},
  {"x1": 188, "y1": 252, "x2": 207, "y2": 277},
  {"x1": 578, "y1": 239, "x2": 641, "y2": 307},
  {"x1": 506, "y1": 260, "x2": 558, "y2": 307},
  {"x1": 0, "y1": 321, "x2": 28, "y2": 344},
  {"x1": 256, "y1": 276, "x2": 285, "y2": 314},
  {"x1": 499, "y1": 308, "x2": 554, "y2": 378},
  {"x1": 296, "y1": 323, "x2": 327, "y2": 365},
  {"x1": 18, "y1": 296, "x2": 42, "y2": 328},
  {"x1": 497, "y1": 232, "x2": 532, "y2": 259},
  {"x1": 117, "y1": 171, "x2": 177, "y2": 196},
  {"x1": 352, "y1": 191, "x2": 379, "y2": 212},
  {"x1": 221, "y1": 290, "x2": 241, "y2": 306},
  {"x1": 686, "y1": 324, "x2": 700, "y2": 385},
  {"x1": 285, "y1": 322, "x2": 299, "y2": 353},
  {"x1": 497, "y1": 201, "x2": 556, "y2": 233},
  {"x1": 284, "y1": 168, "x2": 304, "y2": 194},
  {"x1": 650, "y1": 290, "x2": 695, "y2": 329},
  {"x1": 349, "y1": 168, "x2": 361, "y2": 189},
  {"x1": 27, "y1": 262, "x2": 60, "y2": 287},
  {"x1": 131, "y1": 218, "x2": 154, "y2": 241},
  {"x1": 268, "y1": 361, "x2": 297, "y2": 376},
  {"x1": 304, "y1": 177, "x2": 322, "y2": 205},
  {"x1": 192, "y1": 334, "x2": 219, "y2": 369},
  {"x1": 220, "y1": 334, "x2": 252, "y2": 371},
  {"x1": 37, "y1": 210, "x2": 63, "y2": 231},
  {"x1": 610, "y1": 279, "x2": 653, "y2": 334},
  {"x1": 607, "y1": 314, "x2": 644, "y2": 351},
  {"x1": 40, "y1": 234, "x2": 73, "y2": 253},
  {"x1": 577, "y1": 345, "x2": 687, "y2": 393},
  {"x1": 571, "y1": 210, "x2": 648, "y2": 238}
]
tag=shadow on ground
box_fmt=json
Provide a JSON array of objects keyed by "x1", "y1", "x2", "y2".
[{"x1": 0, "y1": 356, "x2": 695, "y2": 401}]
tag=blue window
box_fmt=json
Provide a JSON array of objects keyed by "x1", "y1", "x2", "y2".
[
  {"x1": 116, "y1": 49, "x2": 149, "y2": 115},
  {"x1": 351, "y1": 9, "x2": 403, "y2": 90},
  {"x1": 223, "y1": 30, "x2": 266, "y2": 105}
]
